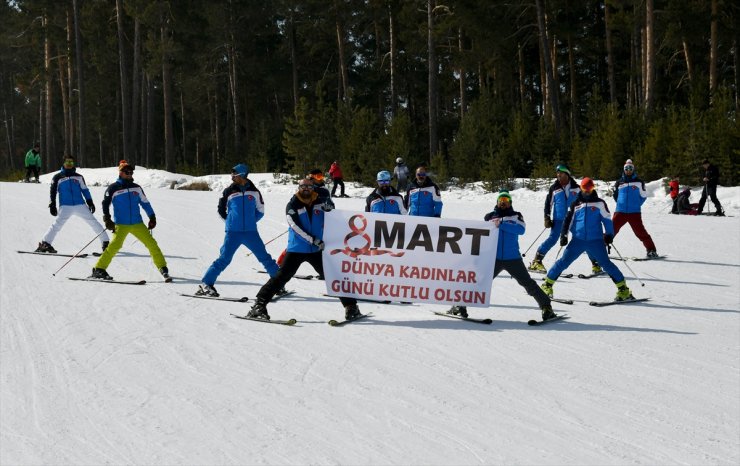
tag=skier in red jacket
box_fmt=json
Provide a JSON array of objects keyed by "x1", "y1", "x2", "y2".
[{"x1": 328, "y1": 161, "x2": 348, "y2": 197}]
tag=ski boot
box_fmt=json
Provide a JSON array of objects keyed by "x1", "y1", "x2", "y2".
[
  {"x1": 89, "y1": 267, "x2": 113, "y2": 280},
  {"x1": 541, "y1": 278, "x2": 555, "y2": 298},
  {"x1": 541, "y1": 304, "x2": 557, "y2": 321},
  {"x1": 591, "y1": 261, "x2": 603, "y2": 275},
  {"x1": 35, "y1": 241, "x2": 57, "y2": 253},
  {"x1": 196, "y1": 284, "x2": 219, "y2": 297},
  {"x1": 344, "y1": 304, "x2": 362, "y2": 320},
  {"x1": 615, "y1": 281, "x2": 634, "y2": 301},
  {"x1": 275, "y1": 287, "x2": 290, "y2": 297},
  {"x1": 101, "y1": 241, "x2": 109, "y2": 252},
  {"x1": 528, "y1": 253, "x2": 547, "y2": 273},
  {"x1": 159, "y1": 266, "x2": 170, "y2": 280},
  {"x1": 646, "y1": 250, "x2": 658, "y2": 259},
  {"x1": 247, "y1": 299, "x2": 270, "y2": 320},
  {"x1": 446, "y1": 305, "x2": 469, "y2": 318}
]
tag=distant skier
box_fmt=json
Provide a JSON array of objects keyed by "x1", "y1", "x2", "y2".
[
  {"x1": 24, "y1": 142, "x2": 41, "y2": 183},
  {"x1": 196, "y1": 163, "x2": 281, "y2": 297},
  {"x1": 612, "y1": 159, "x2": 658, "y2": 258},
  {"x1": 246, "y1": 178, "x2": 361, "y2": 321},
  {"x1": 675, "y1": 187, "x2": 699, "y2": 215},
  {"x1": 447, "y1": 191, "x2": 555, "y2": 322},
  {"x1": 35, "y1": 155, "x2": 109, "y2": 254},
  {"x1": 697, "y1": 159, "x2": 724, "y2": 216},
  {"x1": 329, "y1": 161, "x2": 348, "y2": 197},
  {"x1": 669, "y1": 177, "x2": 680, "y2": 214},
  {"x1": 404, "y1": 165, "x2": 443, "y2": 218},
  {"x1": 541, "y1": 177, "x2": 634, "y2": 302},
  {"x1": 365, "y1": 170, "x2": 407, "y2": 214},
  {"x1": 393, "y1": 157, "x2": 410, "y2": 192},
  {"x1": 90, "y1": 161, "x2": 169, "y2": 281}
]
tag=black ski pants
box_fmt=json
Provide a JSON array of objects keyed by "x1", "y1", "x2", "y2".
[
  {"x1": 256, "y1": 250, "x2": 357, "y2": 307},
  {"x1": 494, "y1": 258, "x2": 551, "y2": 309},
  {"x1": 698, "y1": 184, "x2": 722, "y2": 214}
]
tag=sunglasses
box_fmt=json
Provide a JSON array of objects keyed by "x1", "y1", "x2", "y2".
[
  {"x1": 378, "y1": 180, "x2": 390, "y2": 185},
  {"x1": 624, "y1": 167, "x2": 634, "y2": 171},
  {"x1": 298, "y1": 184, "x2": 314, "y2": 189},
  {"x1": 416, "y1": 172, "x2": 427, "y2": 177},
  {"x1": 64, "y1": 160, "x2": 75, "y2": 166},
  {"x1": 121, "y1": 169, "x2": 133, "y2": 175}
]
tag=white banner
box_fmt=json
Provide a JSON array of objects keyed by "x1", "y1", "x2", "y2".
[{"x1": 322, "y1": 210, "x2": 498, "y2": 307}]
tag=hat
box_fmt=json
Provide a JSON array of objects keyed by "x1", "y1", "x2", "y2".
[
  {"x1": 118, "y1": 160, "x2": 133, "y2": 172},
  {"x1": 377, "y1": 170, "x2": 391, "y2": 182},
  {"x1": 623, "y1": 159, "x2": 635, "y2": 171},
  {"x1": 580, "y1": 177, "x2": 594, "y2": 191},
  {"x1": 555, "y1": 164, "x2": 571, "y2": 176},
  {"x1": 497, "y1": 191, "x2": 512, "y2": 204},
  {"x1": 232, "y1": 163, "x2": 249, "y2": 178}
]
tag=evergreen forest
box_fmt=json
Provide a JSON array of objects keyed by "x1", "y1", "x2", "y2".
[{"x1": 1, "y1": 0, "x2": 738, "y2": 188}]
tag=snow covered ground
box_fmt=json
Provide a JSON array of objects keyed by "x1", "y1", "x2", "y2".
[{"x1": 1, "y1": 166, "x2": 739, "y2": 465}]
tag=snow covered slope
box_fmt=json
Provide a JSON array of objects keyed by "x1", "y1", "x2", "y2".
[{"x1": 1, "y1": 168, "x2": 738, "y2": 464}]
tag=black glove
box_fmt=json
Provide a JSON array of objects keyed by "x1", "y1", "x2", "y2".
[
  {"x1": 86, "y1": 199, "x2": 95, "y2": 213},
  {"x1": 312, "y1": 237, "x2": 325, "y2": 251},
  {"x1": 319, "y1": 202, "x2": 334, "y2": 212},
  {"x1": 603, "y1": 233, "x2": 613, "y2": 245},
  {"x1": 49, "y1": 202, "x2": 57, "y2": 216},
  {"x1": 560, "y1": 235, "x2": 568, "y2": 246},
  {"x1": 148, "y1": 216, "x2": 157, "y2": 229},
  {"x1": 544, "y1": 215, "x2": 553, "y2": 228},
  {"x1": 103, "y1": 215, "x2": 116, "y2": 232}
]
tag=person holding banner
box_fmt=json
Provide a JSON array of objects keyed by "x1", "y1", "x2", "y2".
[
  {"x1": 404, "y1": 165, "x2": 443, "y2": 217},
  {"x1": 541, "y1": 178, "x2": 633, "y2": 302},
  {"x1": 447, "y1": 191, "x2": 555, "y2": 321},
  {"x1": 247, "y1": 178, "x2": 361, "y2": 321},
  {"x1": 366, "y1": 170, "x2": 407, "y2": 214}
]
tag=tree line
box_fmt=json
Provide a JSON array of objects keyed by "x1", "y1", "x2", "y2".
[{"x1": 1, "y1": 0, "x2": 737, "y2": 188}]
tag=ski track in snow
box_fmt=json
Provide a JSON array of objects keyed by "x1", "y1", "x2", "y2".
[{"x1": 1, "y1": 170, "x2": 739, "y2": 465}]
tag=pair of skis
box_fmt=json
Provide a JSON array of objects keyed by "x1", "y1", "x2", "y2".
[{"x1": 229, "y1": 312, "x2": 372, "y2": 326}]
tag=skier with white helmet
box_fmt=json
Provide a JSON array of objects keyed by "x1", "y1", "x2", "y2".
[
  {"x1": 393, "y1": 157, "x2": 410, "y2": 192},
  {"x1": 366, "y1": 170, "x2": 407, "y2": 215}
]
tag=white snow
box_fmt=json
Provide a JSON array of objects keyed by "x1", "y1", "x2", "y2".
[{"x1": 2, "y1": 167, "x2": 739, "y2": 465}]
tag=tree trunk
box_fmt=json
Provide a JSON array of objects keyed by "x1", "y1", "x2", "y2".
[
  {"x1": 534, "y1": 0, "x2": 561, "y2": 134},
  {"x1": 72, "y1": 0, "x2": 86, "y2": 165},
  {"x1": 180, "y1": 90, "x2": 186, "y2": 166},
  {"x1": 567, "y1": 35, "x2": 579, "y2": 135},
  {"x1": 145, "y1": 73, "x2": 154, "y2": 167},
  {"x1": 43, "y1": 13, "x2": 53, "y2": 172},
  {"x1": 56, "y1": 48, "x2": 70, "y2": 157},
  {"x1": 115, "y1": 0, "x2": 130, "y2": 161},
  {"x1": 458, "y1": 27, "x2": 466, "y2": 118},
  {"x1": 604, "y1": 2, "x2": 617, "y2": 104},
  {"x1": 130, "y1": 18, "x2": 141, "y2": 163},
  {"x1": 161, "y1": 23, "x2": 175, "y2": 172},
  {"x1": 389, "y1": 3, "x2": 397, "y2": 117},
  {"x1": 288, "y1": 12, "x2": 299, "y2": 111},
  {"x1": 643, "y1": 0, "x2": 655, "y2": 114},
  {"x1": 734, "y1": 38, "x2": 739, "y2": 113},
  {"x1": 518, "y1": 43, "x2": 526, "y2": 111},
  {"x1": 709, "y1": 0, "x2": 718, "y2": 100},
  {"x1": 65, "y1": 7, "x2": 75, "y2": 157},
  {"x1": 427, "y1": 0, "x2": 438, "y2": 160},
  {"x1": 334, "y1": 0, "x2": 350, "y2": 104},
  {"x1": 682, "y1": 35, "x2": 694, "y2": 84}
]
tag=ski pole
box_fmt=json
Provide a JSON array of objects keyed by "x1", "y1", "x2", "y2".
[
  {"x1": 247, "y1": 230, "x2": 288, "y2": 258},
  {"x1": 611, "y1": 243, "x2": 645, "y2": 287},
  {"x1": 52, "y1": 228, "x2": 108, "y2": 276},
  {"x1": 554, "y1": 245, "x2": 563, "y2": 261},
  {"x1": 521, "y1": 227, "x2": 547, "y2": 257}
]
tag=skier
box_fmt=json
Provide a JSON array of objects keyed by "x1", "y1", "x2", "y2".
[
  {"x1": 365, "y1": 170, "x2": 407, "y2": 214},
  {"x1": 35, "y1": 155, "x2": 110, "y2": 254},
  {"x1": 612, "y1": 159, "x2": 658, "y2": 258},
  {"x1": 196, "y1": 163, "x2": 281, "y2": 297},
  {"x1": 328, "y1": 161, "x2": 348, "y2": 197},
  {"x1": 404, "y1": 165, "x2": 443, "y2": 217},
  {"x1": 24, "y1": 142, "x2": 41, "y2": 183},
  {"x1": 528, "y1": 164, "x2": 600, "y2": 275},
  {"x1": 697, "y1": 159, "x2": 724, "y2": 216},
  {"x1": 246, "y1": 178, "x2": 361, "y2": 321},
  {"x1": 448, "y1": 191, "x2": 556, "y2": 322},
  {"x1": 669, "y1": 177, "x2": 680, "y2": 214},
  {"x1": 541, "y1": 177, "x2": 633, "y2": 302},
  {"x1": 90, "y1": 161, "x2": 169, "y2": 281},
  {"x1": 675, "y1": 187, "x2": 699, "y2": 215},
  {"x1": 393, "y1": 157, "x2": 410, "y2": 192}
]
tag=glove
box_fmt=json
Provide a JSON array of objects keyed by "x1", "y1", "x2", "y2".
[
  {"x1": 603, "y1": 234, "x2": 613, "y2": 245},
  {"x1": 103, "y1": 215, "x2": 116, "y2": 232},
  {"x1": 148, "y1": 216, "x2": 157, "y2": 229},
  {"x1": 86, "y1": 199, "x2": 95, "y2": 214},
  {"x1": 560, "y1": 235, "x2": 568, "y2": 247},
  {"x1": 312, "y1": 237, "x2": 325, "y2": 251},
  {"x1": 544, "y1": 215, "x2": 553, "y2": 228},
  {"x1": 319, "y1": 202, "x2": 334, "y2": 212},
  {"x1": 49, "y1": 202, "x2": 57, "y2": 216}
]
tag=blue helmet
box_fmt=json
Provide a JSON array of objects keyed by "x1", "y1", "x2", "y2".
[
  {"x1": 377, "y1": 170, "x2": 392, "y2": 182},
  {"x1": 232, "y1": 163, "x2": 249, "y2": 178}
]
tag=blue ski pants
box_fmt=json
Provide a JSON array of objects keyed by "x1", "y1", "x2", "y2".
[
  {"x1": 546, "y1": 239, "x2": 624, "y2": 283},
  {"x1": 202, "y1": 231, "x2": 279, "y2": 285}
]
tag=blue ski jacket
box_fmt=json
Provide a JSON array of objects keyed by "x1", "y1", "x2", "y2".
[
  {"x1": 544, "y1": 178, "x2": 580, "y2": 221},
  {"x1": 50, "y1": 167, "x2": 93, "y2": 206},
  {"x1": 217, "y1": 181, "x2": 266, "y2": 232},
  {"x1": 562, "y1": 191, "x2": 614, "y2": 241},
  {"x1": 404, "y1": 178, "x2": 443, "y2": 217},
  {"x1": 102, "y1": 178, "x2": 155, "y2": 225},
  {"x1": 613, "y1": 173, "x2": 647, "y2": 214},
  {"x1": 286, "y1": 192, "x2": 327, "y2": 253},
  {"x1": 365, "y1": 186, "x2": 407, "y2": 215},
  {"x1": 484, "y1": 206, "x2": 525, "y2": 260}
]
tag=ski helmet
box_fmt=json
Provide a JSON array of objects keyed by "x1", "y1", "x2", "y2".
[
  {"x1": 232, "y1": 163, "x2": 249, "y2": 178},
  {"x1": 396, "y1": 157, "x2": 403, "y2": 164},
  {"x1": 377, "y1": 170, "x2": 392, "y2": 182}
]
